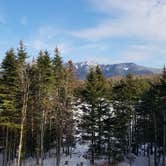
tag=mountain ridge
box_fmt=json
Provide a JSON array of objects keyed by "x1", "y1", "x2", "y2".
[{"x1": 73, "y1": 62, "x2": 161, "y2": 79}]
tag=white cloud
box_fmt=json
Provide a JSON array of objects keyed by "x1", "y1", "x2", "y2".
[
  {"x1": 26, "y1": 1, "x2": 166, "y2": 67},
  {"x1": 28, "y1": 26, "x2": 60, "y2": 50},
  {"x1": 111, "y1": 43, "x2": 166, "y2": 67},
  {"x1": 71, "y1": 21, "x2": 122, "y2": 40},
  {"x1": 77, "y1": 42, "x2": 165, "y2": 66},
  {"x1": 72, "y1": 0, "x2": 166, "y2": 41},
  {"x1": 29, "y1": 39, "x2": 69, "y2": 53},
  {"x1": 27, "y1": 27, "x2": 73, "y2": 56}
]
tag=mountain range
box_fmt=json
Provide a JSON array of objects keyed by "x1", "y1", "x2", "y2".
[{"x1": 73, "y1": 62, "x2": 161, "y2": 79}]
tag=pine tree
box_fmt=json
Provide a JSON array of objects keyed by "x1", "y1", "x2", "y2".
[
  {"x1": 136, "y1": 79, "x2": 162, "y2": 166},
  {"x1": 0, "y1": 49, "x2": 19, "y2": 166},
  {"x1": 52, "y1": 47, "x2": 65, "y2": 166},
  {"x1": 37, "y1": 50, "x2": 53, "y2": 166},
  {"x1": 53, "y1": 47, "x2": 64, "y2": 84},
  {"x1": 16, "y1": 41, "x2": 30, "y2": 166},
  {"x1": 80, "y1": 66, "x2": 109, "y2": 165},
  {"x1": 158, "y1": 67, "x2": 166, "y2": 166},
  {"x1": 25, "y1": 62, "x2": 39, "y2": 159},
  {"x1": 63, "y1": 60, "x2": 76, "y2": 157},
  {"x1": 52, "y1": 48, "x2": 76, "y2": 165},
  {"x1": 112, "y1": 75, "x2": 149, "y2": 161}
]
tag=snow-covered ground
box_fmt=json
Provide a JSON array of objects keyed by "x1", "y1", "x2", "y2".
[
  {"x1": 2, "y1": 103, "x2": 165, "y2": 166},
  {"x1": 119, "y1": 156, "x2": 164, "y2": 166},
  {"x1": 0, "y1": 153, "x2": 3, "y2": 165},
  {"x1": 7, "y1": 143, "x2": 164, "y2": 166},
  {"x1": 9, "y1": 143, "x2": 90, "y2": 166},
  {"x1": 9, "y1": 155, "x2": 164, "y2": 166}
]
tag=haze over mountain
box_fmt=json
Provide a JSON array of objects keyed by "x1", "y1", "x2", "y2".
[{"x1": 74, "y1": 62, "x2": 161, "y2": 79}]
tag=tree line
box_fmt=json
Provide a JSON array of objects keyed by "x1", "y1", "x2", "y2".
[{"x1": 0, "y1": 42, "x2": 165, "y2": 166}]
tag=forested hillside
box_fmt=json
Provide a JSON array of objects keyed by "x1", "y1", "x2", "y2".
[{"x1": 0, "y1": 42, "x2": 166, "y2": 166}]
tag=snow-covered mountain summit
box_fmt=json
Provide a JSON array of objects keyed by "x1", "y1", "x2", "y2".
[{"x1": 74, "y1": 62, "x2": 161, "y2": 79}]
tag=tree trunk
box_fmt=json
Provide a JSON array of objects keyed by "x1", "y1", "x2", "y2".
[
  {"x1": 56, "y1": 125, "x2": 62, "y2": 166},
  {"x1": 153, "y1": 112, "x2": 158, "y2": 166},
  {"x1": 3, "y1": 127, "x2": 9, "y2": 166},
  {"x1": 90, "y1": 131, "x2": 95, "y2": 166},
  {"x1": 40, "y1": 110, "x2": 45, "y2": 166},
  {"x1": 147, "y1": 144, "x2": 151, "y2": 166},
  {"x1": 129, "y1": 120, "x2": 132, "y2": 154},
  {"x1": 49, "y1": 118, "x2": 52, "y2": 157},
  {"x1": 17, "y1": 74, "x2": 29, "y2": 166},
  {"x1": 162, "y1": 112, "x2": 166, "y2": 166},
  {"x1": 8, "y1": 131, "x2": 11, "y2": 162},
  {"x1": 36, "y1": 133, "x2": 40, "y2": 165},
  {"x1": 107, "y1": 137, "x2": 111, "y2": 164}
]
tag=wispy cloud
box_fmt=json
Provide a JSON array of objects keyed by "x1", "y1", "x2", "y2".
[
  {"x1": 72, "y1": 0, "x2": 166, "y2": 41},
  {"x1": 27, "y1": 25, "x2": 74, "y2": 57},
  {"x1": 113, "y1": 43, "x2": 166, "y2": 66},
  {"x1": 24, "y1": 0, "x2": 166, "y2": 67}
]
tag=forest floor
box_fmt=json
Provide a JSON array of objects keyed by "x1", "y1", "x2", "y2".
[{"x1": 5, "y1": 143, "x2": 164, "y2": 166}]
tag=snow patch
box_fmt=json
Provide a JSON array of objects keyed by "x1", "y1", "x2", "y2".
[{"x1": 123, "y1": 67, "x2": 129, "y2": 71}]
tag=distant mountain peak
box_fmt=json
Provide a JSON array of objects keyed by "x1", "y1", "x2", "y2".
[
  {"x1": 76, "y1": 61, "x2": 98, "y2": 66},
  {"x1": 74, "y1": 62, "x2": 161, "y2": 79}
]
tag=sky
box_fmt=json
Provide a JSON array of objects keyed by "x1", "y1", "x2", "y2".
[{"x1": 0, "y1": 0, "x2": 166, "y2": 67}]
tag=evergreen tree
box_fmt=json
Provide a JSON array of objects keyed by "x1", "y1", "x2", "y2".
[
  {"x1": 52, "y1": 48, "x2": 65, "y2": 166},
  {"x1": 52, "y1": 49, "x2": 76, "y2": 165},
  {"x1": 16, "y1": 41, "x2": 30, "y2": 166},
  {"x1": 0, "y1": 49, "x2": 19, "y2": 166},
  {"x1": 36, "y1": 50, "x2": 53, "y2": 166},
  {"x1": 112, "y1": 75, "x2": 149, "y2": 160},
  {"x1": 158, "y1": 67, "x2": 166, "y2": 166},
  {"x1": 63, "y1": 60, "x2": 77, "y2": 157},
  {"x1": 25, "y1": 62, "x2": 39, "y2": 159},
  {"x1": 80, "y1": 66, "x2": 109, "y2": 165}
]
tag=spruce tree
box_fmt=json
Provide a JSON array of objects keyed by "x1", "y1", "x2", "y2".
[
  {"x1": 52, "y1": 48, "x2": 76, "y2": 165},
  {"x1": 63, "y1": 60, "x2": 76, "y2": 157},
  {"x1": 158, "y1": 67, "x2": 166, "y2": 166},
  {"x1": 37, "y1": 50, "x2": 53, "y2": 166},
  {"x1": 80, "y1": 66, "x2": 109, "y2": 165},
  {"x1": 16, "y1": 41, "x2": 30, "y2": 166},
  {"x1": 112, "y1": 75, "x2": 149, "y2": 160},
  {"x1": 52, "y1": 48, "x2": 65, "y2": 166},
  {"x1": 0, "y1": 49, "x2": 19, "y2": 165}
]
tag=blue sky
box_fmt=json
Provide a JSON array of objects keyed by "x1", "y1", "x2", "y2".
[{"x1": 0, "y1": 0, "x2": 166, "y2": 67}]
